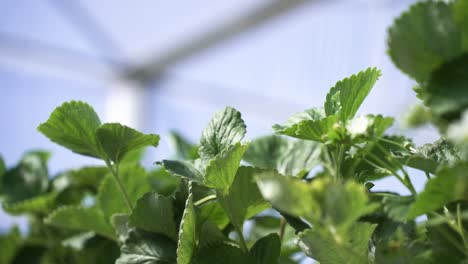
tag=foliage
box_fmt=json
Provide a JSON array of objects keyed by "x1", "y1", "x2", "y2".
[{"x1": 2, "y1": 0, "x2": 468, "y2": 263}]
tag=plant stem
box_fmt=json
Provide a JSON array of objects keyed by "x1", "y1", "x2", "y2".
[
  {"x1": 194, "y1": 194, "x2": 217, "y2": 207},
  {"x1": 425, "y1": 172, "x2": 431, "y2": 180},
  {"x1": 375, "y1": 142, "x2": 417, "y2": 195},
  {"x1": 279, "y1": 217, "x2": 287, "y2": 242},
  {"x1": 106, "y1": 160, "x2": 133, "y2": 211},
  {"x1": 235, "y1": 225, "x2": 248, "y2": 252},
  {"x1": 457, "y1": 204, "x2": 468, "y2": 253},
  {"x1": 354, "y1": 143, "x2": 416, "y2": 195},
  {"x1": 376, "y1": 137, "x2": 409, "y2": 152}
]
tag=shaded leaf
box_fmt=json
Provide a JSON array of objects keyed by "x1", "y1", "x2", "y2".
[
  {"x1": 0, "y1": 227, "x2": 21, "y2": 264},
  {"x1": 382, "y1": 195, "x2": 414, "y2": 222},
  {"x1": 2, "y1": 192, "x2": 57, "y2": 215},
  {"x1": 217, "y1": 167, "x2": 270, "y2": 230},
  {"x1": 298, "y1": 223, "x2": 376, "y2": 264},
  {"x1": 98, "y1": 164, "x2": 151, "y2": 218},
  {"x1": 116, "y1": 230, "x2": 177, "y2": 264},
  {"x1": 1, "y1": 151, "x2": 50, "y2": 203},
  {"x1": 243, "y1": 135, "x2": 321, "y2": 177},
  {"x1": 250, "y1": 233, "x2": 281, "y2": 264},
  {"x1": 129, "y1": 192, "x2": 177, "y2": 241},
  {"x1": 45, "y1": 206, "x2": 115, "y2": 240},
  {"x1": 192, "y1": 242, "x2": 254, "y2": 264}
]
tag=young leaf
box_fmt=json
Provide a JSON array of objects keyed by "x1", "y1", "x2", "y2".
[
  {"x1": 116, "y1": 230, "x2": 177, "y2": 264},
  {"x1": 250, "y1": 233, "x2": 281, "y2": 264},
  {"x1": 298, "y1": 223, "x2": 376, "y2": 264},
  {"x1": 199, "y1": 107, "x2": 246, "y2": 160},
  {"x1": 296, "y1": 115, "x2": 339, "y2": 142},
  {"x1": 177, "y1": 192, "x2": 197, "y2": 264},
  {"x1": 204, "y1": 142, "x2": 248, "y2": 191},
  {"x1": 243, "y1": 135, "x2": 321, "y2": 177},
  {"x1": 272, "y1": 107, "x2": 325, "y2": 137},
  {"x1": 217, "y1": 167, "x2": 270, "y2": 230},
  {"x1": 96, "y1": 123, "x2": 160, "y2": 163},
  {"x1": 324, "y1": 68, "x2": 381, "y2": 121},
  {"x1": 38, "y1": 101, "x2": 103, "y2": 158},
  {"x1": 159, "y1": 160, "x2": 204, "y2": 184},
  {"x1": 45, "y1": 206, "x2": 116, "y2": 240},
  {"x1": 98, "y1": 164, "x2": 151, "y2": 218},
  {"x1": 192, "y1": 242, "x2": 254, "y2": 264},
  {"x1": 388, "y1": 1, "x2": 465, "y2": 83},
  {"x1": 1, "y1": 151, "x2": 50, "y2": 203},
  {"x1": 129, "y1": 192, "x2": 178, "y2": 241},
  {"x1": 408, "y1": 163, "x2": 468, "y2": 219}
]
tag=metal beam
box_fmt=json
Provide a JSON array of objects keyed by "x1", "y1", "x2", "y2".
[{"x1": 123, "y1": 0, "x2": 313, "y2": 83}]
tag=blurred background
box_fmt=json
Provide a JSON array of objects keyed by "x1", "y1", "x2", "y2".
[{"x1": 0, "y1": 0, "x2": 437, "y2": 247}]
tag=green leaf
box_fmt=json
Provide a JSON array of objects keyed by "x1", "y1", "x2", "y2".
[
  {"x1": 159, "y1": 160, "x2": 204, "y2": 184},
  {"x1": 192, "y1": 242, "x2": 254, "y2": 264},
  {"x1": 199, "y1": 107, "x2": 246, "y2": 160},
  {"x1": 399, "y1": 138, "x2": 463, "y2": 174},
  {"x1": 408, "y1": 163, "x2": 468, "y2": 219},
  {"x1": 96, "y1": 123, "x2": 160, "y2": 163},
  {"x1": 204, "y1": 142, "x2": 248, "y2": 191},
  {"x1": 388, "y1": 1, "x2": 465, "y2": 83},
  {"x1": 250, "y1": 233, "x2": 281, "y2": 264},
  {"x1": 0, "y1": 155, "x2": 5, "y2": 183},
  {"x1": 197, "y1": 201, "x2": 230, "y2": 229},
  {"x1": 424, "y1": 54, "x2": 468, "y2": 118},
  {"x1": 98, "y1": 164, "x2": 151, "y2": 218},
  {"x1": 45, "y1": 206, "x2": 116, "y2": 240},
  {"x1": 129, "y1": 192, "x2": 178, "y2": 241},
  {"x1": 243, "y1": 135, "x2": 321, "y2": 177},
  {"x1": 382, "y1": 195, "x2": 414, "y2": 222},
  {"x1": 346, "y1": 115, "x2": 394, "y2": 140},
  {"x1": 272, "y1": 107, "x2": 325, "y2": 137},
  {"x1": 324, "y1": 68, "x2": 381, "y2": 121},
  {"x1": 52, "y1": 166, "x2": 109, "y2": 193},
  {"x1": 256, "y1": 171, "x2": 318, "y2": 222},
  {"x1": 2, "y1": 192, "x2": 57, "y2": 215},
  {"x1": 257, "y1": 175, "x2": 377, "y2": 233},
  {"x1": 1, "y1": 151, "x2": 50, "y2": 203},
  {"x1": 111, "y1": 214, "x2": 130, "y2": 243},
  {"x1": 295, "y1": 115, "x2": 340, "y2": 142},
  {"x1": 177, "y1": 192, "x2": 196, "y2": 264},
  {"x1": 116, "y1": 230, "x2": 177, "y2": 264},
  {"x1": 217, "y1": 167, "x2": 270, "y2": 230},
  {"x1": 298, "y1": 223, "x2": 376, "y2": 264},
  {"x1": 148, "y1": 168, "x2": 180, "y2": 196},
  {"x1": 38, "y1": 101, "x2": 103, "y2": 158},
  {"x1": 0, "y1": 227, "x2": 21, "y2": 264}
]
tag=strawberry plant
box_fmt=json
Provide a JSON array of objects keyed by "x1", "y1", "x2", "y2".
[{"x1": 2, "y1": 0, "x2": 468, "y2": 263}]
